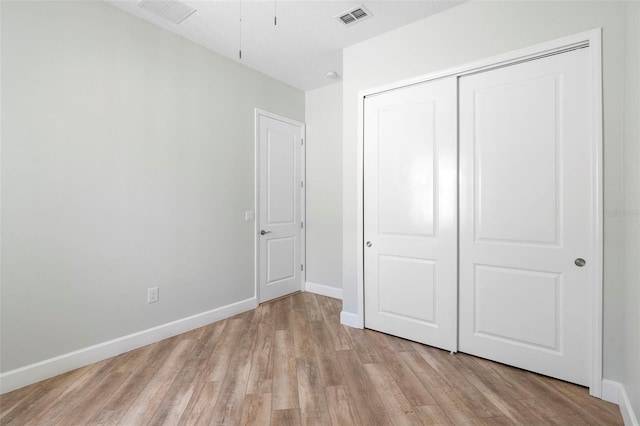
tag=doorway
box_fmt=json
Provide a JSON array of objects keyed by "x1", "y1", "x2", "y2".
[{"x1": 255, "y1": 110, "x2": 306, "y2": 303}]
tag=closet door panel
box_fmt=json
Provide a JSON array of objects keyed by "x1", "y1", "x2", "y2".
[
  {"x1": 459, "y1": 48, "x2": 593, "y2": 386},
  {"x1": 364, "y1": 77, "x2": 457, "y2": 352}
]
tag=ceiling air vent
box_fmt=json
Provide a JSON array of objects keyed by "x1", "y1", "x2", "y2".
[
  {"x1": 137, "y1": 0, "x2": 197, "y2": 25},
  {"x1": 336, "y1": 5, "x2": 372, "y2": 27}
]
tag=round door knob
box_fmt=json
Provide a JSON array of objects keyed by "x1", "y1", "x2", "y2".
[
  {"x1": 366, "y1": 241, "x2": 372, "y2": 247},
  {"x1": 575, "y1": 258, "x2": 586, "y2": 267}
]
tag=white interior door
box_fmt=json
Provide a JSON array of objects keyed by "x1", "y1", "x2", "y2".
[
  {"x1": 258, "y1": 113, "x2": 303, "y2": 303},
  {"x1": 364, "y1": 77, "x2": 457, "y2": 352},
  {"x1": 458, "y1": 47, "x2": 593, "y2": 386}
]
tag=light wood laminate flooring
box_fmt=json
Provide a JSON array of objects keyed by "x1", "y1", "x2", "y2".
[{"x1": 0, "y1": 292, "x2": 623, "y2": 425}]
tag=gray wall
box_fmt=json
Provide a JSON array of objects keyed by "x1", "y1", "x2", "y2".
[
  {"x1": 623, "y1": 1, "x2": 640, "y2": 417},
  {"x1": 341, "y1": 0, "x2": 634, "y2": 387},
  {"x1": 0, "y1": 0, "x2": 304, "y2": 373},
  {"x1": 305, "y1": 83, "x2": 343, "y2": 290}
]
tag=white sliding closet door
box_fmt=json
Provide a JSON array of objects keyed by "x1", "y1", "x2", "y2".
[
  {"x1": 458, "y1": 48, "x2": 593, "y2": 386},
  {"x1": 364, "y1": 77, "x2": 457, "y2": 352}
]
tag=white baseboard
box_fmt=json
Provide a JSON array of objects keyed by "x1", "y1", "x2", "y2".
[
  {"x1": 620, "y1": 385, "x2": 639, "y2": 426},
  {"x1": 305, "y1": 281, "x2": 343, "y2": 300},
  {"x1": 0, "y1": 297, "x2": 257, "y2": 395},
  {"x1": 602, "y1": 379, "x2": 621, "y2": 403},
  {"x1": 340, "y1": 310, "x2": 363, "y2": 329},
  {"x1": 602, "y1": 379, "x2": 639, "y2": 426}
]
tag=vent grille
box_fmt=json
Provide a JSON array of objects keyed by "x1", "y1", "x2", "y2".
[
  {"x1": 137, "y1": 0, "x2": 197, "y2": 25},
  {"x1": 336, "y1": 5, "x2": 372, "y2": 27},
  {"x1": 339, "y1": 14, "x2": 356, "y2": 25}
]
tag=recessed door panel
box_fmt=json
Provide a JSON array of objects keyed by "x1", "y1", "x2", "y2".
[
  {"x1": 474, "y1": 77, "x2": 560, "y2": 245},
  {"x1": 378, "y1": 102, "x2": 436, "y2": 237},
  {"x1": 474, "y1": 265, "x2": 560, "y2": 350},
  {"x1": 267, "y1": 237, "x2": 295, "y2": 284},
  {"x1": 364, "y1": 77, "x2": 457, "y2": 352},
  {"x1": 267, "y1": 129, "x2": 296, "y2": 225},
  {"x1": 378, "y1": 255, "x2": 437, "y2": 324},
  {"x1": 459, "y1": 47, "x2": 592, "y2": 386}
]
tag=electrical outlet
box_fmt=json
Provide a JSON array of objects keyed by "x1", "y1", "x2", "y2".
[{"x1": 147, "y1": 287, "x2": 159, "y2": 304}]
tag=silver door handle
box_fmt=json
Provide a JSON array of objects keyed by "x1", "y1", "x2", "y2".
[
  {"x1": 260, "y1": 230, "x2": 271, "y2": 235},
  {"x1": 366, "y1": 241, "x2": 372, "y2": 247},
  {"x1": 575, "y1": 258, "x2": 586, "y2": 267}
]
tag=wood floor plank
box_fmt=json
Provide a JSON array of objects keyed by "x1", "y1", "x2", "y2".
[
  {"x1": 483, "y1": 360, "x2": 566, "y2": 402},
  {"x1": 414, "y1": 404, "x2": 454, "y2": 425},
  {"x1": 239, "y1": 392, "x2": 272, "y2": 425},
  {"x1": 517, "y1": 398, "x2": 583, "y2": 425},
  {"x1": 246, "y1": 304, "x2": 276, "y2": 395},
  {"x1": 275, "y1": 296, "x2": 294, "y2": 331},
  {"x1": 415, "y1": 346, "x2": 504, "y2": 419},
  {"x1": 450, "y1": 355, "x2": 545, "y2": 425},
  {"x1": 147, "y1": 379, "x2": 195, "y2": 425},
  {"x1": 272, "y1": 330, "x2": 299, "y2": 410},
  {"x1": 271, "y1": 408, "x2": 302, "y2": 426},
  {"x1": 109, "y1": 343, "x2": 157, "y2": 374},
  {"x1": 148, "y1": 321, "x2": 228, "y2": 425},
  {"x1": 309, "y1": 320, "x2": 344, "y2": 386},
  {"x1": 0, "y1": 292, "x2": 624, "y2": 426},
  {"x1": 477, "y1": 416, "x2": 516, "y2": 425},
  {"x1": 23, "y1": 356, "x2": 122, "y2": 426},
  {"x1": 336, "y1": 350, "x2": 392, "y2": 426},
  {"x1": 485, "y1": 362, "x2": 606, "y2": 424},
  {"x1": 366, "y1": 330, "x2": 436, "y2": 406},
  {"x1": 117, "y1": 339, "x2": 197, "y2": 425},
  {"x1": 209, "y1": 310, "x2": 259, "y2": 425},
  {"x1": 296, "y1": 357, "x2": 330, "y2": 425},
  {"x1": 186, "y1": 320, "x2": 229, "y2": 383},
  {"x1": 325, "y1": 320, "x2": 352, "y2": 352},
  {"x1": 384, "y1": 333, "x2": 417, "y2": 353},
  {"x1": 454, "y1": 353, "x2": 536, "y2": 401},
  {"x1": 318, "y1": 301, "x2": 351, "y2": 351},
  {"x1": 363, "y1": 362, "x2": 422, "y2": 426},
  {"x1": 304, "y1": 294, "x2": 324, "y2": 322},
  {"x1": 204, "y1": 318, "x2": 243, "y2": 382},
  {"x1": 328, "y1": 298, "x2": 343, "y2": 315},
  {"x1": 315, "y1": 294, "x2": 334, "y2": 312},
  {"x1": 400, "y1": 350, "x2": 480, "y2": 425},
  {"x1": 292, "y1": 309, "x2": 316, "y2": 360},
  {"x1": 290, "y1": 291, "x2": 308, "y2": 312},
  {"x1": 178, "y1": 381, "x2": 222, "y2": 425},
  {"x1": 56, "y1": 372, "x2": 133, "y2": 425},
  {"x1": 324, "y1": 385, "x2": 360, "y2": 426},
  {"x1": 177, "y1": 324, "x2": 207, "y2": 341},
  {"x1": 149, "y1": 383, "x2": 195, "y2": 425},
  {"x1": 344, "y1": 327, "x2": 382, "y2": 364},
  {"x1": 53, "y1": 347, "x2": 152, "y2": 426},
  {"x1": 0, "y1": 380, "x2": 43, "y2": 420},
  {"x1": 85, "y1": 340, "x2": 177, "y2": 425},
  {"x1": 0, "y1": 364, "x2": 94, "y2": 425},
  {"x1": 532, "y1": 374, "x2": 623, "y2": 425}
]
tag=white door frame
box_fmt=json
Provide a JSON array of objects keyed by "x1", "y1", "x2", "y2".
[
  {"x1": 254, "y1": 109, "x2": 306, "y2": 303},
  {"x1": 354, "y1": 29, "x2": 603, "y2": 397}
]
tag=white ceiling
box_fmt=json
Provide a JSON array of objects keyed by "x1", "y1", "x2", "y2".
[{"x1": 106, "y1": 0, "x2": 465, "y2": 91}]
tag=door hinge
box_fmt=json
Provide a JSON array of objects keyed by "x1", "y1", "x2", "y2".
[
  {"x1": 301, "y1": 221, "x2": 304, "y2": 229},
  {"x1": 301, "y1": 264, "x2": 304, "y2": 271},
  {"x1": 301, "y1": 138, "x2": 304, "y2": 146},
  {"x1": 301, "y1": 181, "x2": 304, "y2": 188}
]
